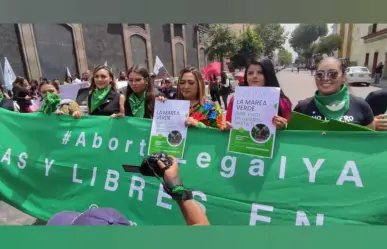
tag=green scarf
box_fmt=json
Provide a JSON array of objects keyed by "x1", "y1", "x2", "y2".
[
  {"x1": 314, "y1": 84, "x2": 350, "y2": 120},
  {"x1": 40, "y1": 92, "x2": 61, "y2": 114},
  {"x1": 0, "y1": 93, "x2": 3, "y2": 103},
  {"x1": 129, "y1": 92, "x2": 146, "y2": 118},
  {"x1": 90, "y1": 85, "x2": 111, "y2": 113}
]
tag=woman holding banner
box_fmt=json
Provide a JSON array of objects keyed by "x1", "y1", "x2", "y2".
[
  {"x1": 38, "y1": 81, "x2": 82, "y2": 119},
  {"x1": 124, "y1": 64, "x2": 162, "y2": 119},
  {"x1": 88, "y1": 65, "x2": 125, "y2": 117},
  {"x1": 157, "y1": 67, "x2": 223, "y2": 129},
  {"x1": 293, "y1": 57, "x2": 375, "y2": 129},
  {"x1": 225, "y1": 58, "x2": 291, "y2": 130}
]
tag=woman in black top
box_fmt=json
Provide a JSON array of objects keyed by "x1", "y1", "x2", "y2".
[
  {"x1": 293, "y1": 57, "x2": 375, "y2": 129},
  {"x1": 12, "y1": 77, "x2": 33, "y2": 113},
  {"x1": 87, "y1": 65, "x2": 125, "y2": 117},
  {"x1": 125, "y1": 64, "x2": 162, "y2": 119}
]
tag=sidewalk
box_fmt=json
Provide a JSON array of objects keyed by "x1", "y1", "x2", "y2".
[{"x1": 372, "y1": 78, "x2": 387, "y2": 88}]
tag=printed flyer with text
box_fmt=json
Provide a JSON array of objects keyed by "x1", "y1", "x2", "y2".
[
  {"x1": 148, "y1": 100, "x2": 189, "y2": 158},
  {"x1": 228, "y1": 87, "x2": 280, "y2": 158}
]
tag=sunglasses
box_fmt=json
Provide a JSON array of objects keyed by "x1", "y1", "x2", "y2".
[{"x1": 314, "y1": 70, "x2": 340, "y2": 80}]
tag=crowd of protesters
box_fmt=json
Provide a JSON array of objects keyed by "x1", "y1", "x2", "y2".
[{"x1": 2, "y1": 56, "x2": 387, "y2": 226}]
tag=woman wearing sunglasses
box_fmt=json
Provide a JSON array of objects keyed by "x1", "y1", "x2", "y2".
[{"x1": 293, "y1": 57, "x2": 375, "y2": 129}]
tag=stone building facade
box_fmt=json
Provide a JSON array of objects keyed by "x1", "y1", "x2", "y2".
[{"x1": 0, "y1": 23, "x2": 209, "y2": 81}]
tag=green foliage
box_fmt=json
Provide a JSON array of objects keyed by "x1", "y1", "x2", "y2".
[
  {"x1": 314, "y1": 34, "x2": 342, "y2": 56},
  {"x1": 289, "y1": 24, "x2": 328, "y2": 52},
  {"x1": 230, "y1": 27, "x2": 264, "y2": 69},
  {"x1": 278, "y1": 49, "x2": 293, "y2": 65},
  {"x1": 314, "y1": 54, "x2": 324, "y2": 64},
  {"x1": 203, "y1": 24, "x2": 238, "y2": 63},
  {"x1": 255, "y1": 24, "x2": 288, "y2": 59}
]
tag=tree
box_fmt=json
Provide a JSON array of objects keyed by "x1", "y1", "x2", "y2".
[
  {"x1": 278, "y1": 49, "x2": 293, "y2": 65},
  {"x1": 230, "y1": 27, "x2": 264, "y2": 69},
  {"x1": 202, "y1": 24, "x2": 238, "y2": 71},
  {"x1": 314, "y1": 34, "x2": 342, "y2": 56},
  {"x1": 289, "y1": 24, "x2": 328, "y2": 53},
  {"x1": 254, "y1": 24, "x2": 288, "y2": 59}
]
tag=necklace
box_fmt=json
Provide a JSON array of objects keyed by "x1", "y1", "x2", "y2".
[{"x1": 189, "y1": 102, "x2": 200, "y2": 115}]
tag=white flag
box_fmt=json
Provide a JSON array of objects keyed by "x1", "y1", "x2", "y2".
[
  {"x1": 3, "y1": 57, "x2": 16, "y2": 91},
  {"x1": 104, "y1": 61, "x2": 108, "y2": 66},
  {"x1": 66, "y1": 67, "x2": 71, "y2": 78},
  {"x1": 153, "y1": 56, "x2": 164, "y2": 75}
]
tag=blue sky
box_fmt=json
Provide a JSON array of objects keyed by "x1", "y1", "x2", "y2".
[{"x1": 281, "y1": 23, "x2": 333, "y2": 60}]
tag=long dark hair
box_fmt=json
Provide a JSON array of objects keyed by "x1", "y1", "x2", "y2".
[
  {"x1": 38, "y1": 80, "x2": 60, "y2": 93},
  {"x1": 126, "y1": 64, "x2": 156, "y2": 118},
  {"x1": 221, "y1": 72, "x2": 227, "y2": 84},
  {"x1": 244, "y1": 58, "x2": 289, "y2": 100},
  {"x1": 244, "y1": 58, "x2": 291, "y2": 115}
]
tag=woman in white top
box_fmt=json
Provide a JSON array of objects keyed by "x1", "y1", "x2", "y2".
[{"x1": 219, "y1": 72, "x2": 231, "y2": 109}]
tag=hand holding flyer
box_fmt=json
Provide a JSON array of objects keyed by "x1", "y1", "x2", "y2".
[
  {"x1": 227, "y1": 87, "x2": 280, "y2": 158},
  {"x1": 148, "y1": 100, "x2": 189, "y2": 158}
]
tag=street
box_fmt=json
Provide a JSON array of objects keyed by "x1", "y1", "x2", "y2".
[{"x1": 277, "y1": 68, "x2": 382, "y2": 106}]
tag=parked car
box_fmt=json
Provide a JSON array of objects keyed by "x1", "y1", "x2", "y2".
[{"x1": 346, "y1": 66, "x2": 372, "y2": 87}]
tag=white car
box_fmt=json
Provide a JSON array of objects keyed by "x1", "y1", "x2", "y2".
[{"x1": 346, "y1": 66, "x2": 373, "y2": 87}]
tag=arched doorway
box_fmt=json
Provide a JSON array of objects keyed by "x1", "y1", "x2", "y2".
[
  {"x1": 175, "y1": 43, "x2": 185, "y2": 74},
  {"x1": 130, "y1": 35, "x2": 148, "y2": 69},
  {"x1": 33, "y1": 24, "x2": 78, "y2": 80}
]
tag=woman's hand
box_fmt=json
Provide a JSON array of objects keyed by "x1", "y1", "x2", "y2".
[
  {"x1": 111, "y1": 113, "x2": 124, "y2": 118},
  {"x1": 72, "y1": 111, "x2": 82, "y2": 119},
  {"x1": 156, "y1": 96, "x2": 167, "y2": 102},
  {"x1": 374, "y1": 114, "x2": 387, "y2": 131},
  {"x1": 222, "y1": 121, "x2": 232, "y2": 132},
  {"x1": 185, "y1": 117, "x2": 199, "y2": 127},
  {"x1": 272, "y1": 115, "x2": 288, "y2": 129},
  {"x1": 56, "y1": 110, "x2": 64, "y2": 115}
]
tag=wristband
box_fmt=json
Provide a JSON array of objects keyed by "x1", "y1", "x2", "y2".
[{"x1": 164, "y1": 177, "x2": 193, "y2": 201}]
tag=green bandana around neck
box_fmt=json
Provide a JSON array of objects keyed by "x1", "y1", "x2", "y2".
[
  {"x1": 129, "y1": 92, "x2": 146, "y2": 118},
  {"x1": 40, "y1": 92, "x2": 61, "y2": 114},
  {"x1": 90, "y1": 85, "x2": 111, "y2": 113},
  {"x1": 0, "y1": 93, "x2": 4, "y2": 103},
  {"x1": 314, "y1": 84, "x2": 350, "y2": 120}
]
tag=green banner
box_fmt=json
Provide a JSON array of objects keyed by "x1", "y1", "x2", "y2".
[{"x1": 0, "y1": 108, "x2": 386, "y2": 225}]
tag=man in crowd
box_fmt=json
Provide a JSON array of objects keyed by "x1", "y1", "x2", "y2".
[
  {"x1": 161, "y1": 78, "x2": 177, "y2": 99},
  {"x1": 374, "y1": 62, "x2": 384, "y2": 85},
  {"x1": 150, "y1": 73, "x2": 157, "y2": 88},
  {"x1": 81, "y1": 70, "x2": 91, "y2": 82}
]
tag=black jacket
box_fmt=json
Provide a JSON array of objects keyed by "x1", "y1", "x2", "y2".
[{"x1": 87, "y1": 88, "x2": 121, "y2": 116}]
